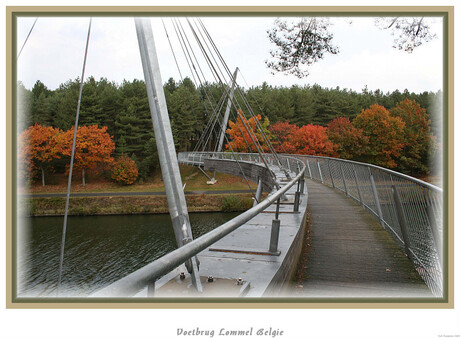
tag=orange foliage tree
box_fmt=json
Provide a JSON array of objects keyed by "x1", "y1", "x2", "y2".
[
  {"x1": 282, "y1": 124, "x2": 337, "y2": 156},
  {"x1": 270, "y1": 121, "x2": 300, "y2": 153},
  {"x1": 18, "y1": 123, "x2": 63, "y2": 186},
  {"x1": 327, "y1": 117, "x2": 368, "y2": 160},
  {"x1": 226, "y1": 110, "x2": 271, "y2": 152},
  {"x1": 353, "y1": 104, "x2": 405, "y2": 168},
  {"x1": 111, "y1": 154, "x2": 139, "y2": 185},
  {"x1": 390, "y1": 98, "x2": 435, "y2": 175},
  {"x1": 61, "y1": 125, "x2": 115, "y2": 186}
]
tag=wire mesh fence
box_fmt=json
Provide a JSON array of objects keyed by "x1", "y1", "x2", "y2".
[
  {"x1": 298, "y1": 155, "x2": 444, "y2": 297},
  {"x1": 179, "y1": 151, "x2": 444, "y2": 297}
]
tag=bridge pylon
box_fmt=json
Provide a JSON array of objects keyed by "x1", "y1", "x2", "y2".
[{"x1": 135, "y1": 18, "x2": 203, "y2": 293}]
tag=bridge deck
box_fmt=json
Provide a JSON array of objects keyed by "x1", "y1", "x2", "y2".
[
  {"x1": 150, "y1": 164, "x2": 308, "y2": 297},
  {"x1": 296, "y1": 179, "x2": 432, "y2": 298}
]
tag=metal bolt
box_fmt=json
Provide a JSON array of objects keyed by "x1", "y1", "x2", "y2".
[
  {"x1": 179, "y1": 272, "x2": 186, "y2": 280},
  {"x1": 207, "y1": 275, "x2": 214, "y2": 283},
  {"x1": 237, "y1": 278, "x2": 243, "y2": 285}
]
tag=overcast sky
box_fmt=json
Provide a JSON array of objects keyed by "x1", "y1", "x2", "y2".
[{"x1": 16, "y1": 15, "x2": 444, "y2": 94}]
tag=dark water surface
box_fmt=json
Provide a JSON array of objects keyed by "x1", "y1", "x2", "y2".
[{"x1": 17, "y1": 212, "x2": 239, "y2": 297}]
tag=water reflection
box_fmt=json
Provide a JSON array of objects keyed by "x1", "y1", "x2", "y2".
[{"x1": 17, "y1": 212, "x2": 238, "y2": 297}]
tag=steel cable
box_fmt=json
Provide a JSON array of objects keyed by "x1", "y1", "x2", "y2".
[{"x1": 57, "y1": 18, "x2": 92, "y2": 295}]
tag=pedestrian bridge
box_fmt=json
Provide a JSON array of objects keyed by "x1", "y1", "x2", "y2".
[{"x1": 94, "y1": 151, "x2": 443, "y2": 298}]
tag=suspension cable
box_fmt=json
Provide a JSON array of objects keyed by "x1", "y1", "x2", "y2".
[
  {"x1": 195, "y1": 18, "x2": 290, "y2": 178},
  {"x1": 168, "y1": 17, "x2": 219, "y2": 153},
  {"x1": 171, "y1": 18, "x2": 226, "y2": 153},
  {"x1": 17, "y1": 17, "x2": 38, "y2": 60},
  {"x1": 190, "y1": 20, "x2": 267, "y2": 155},
  {"x1": 180, "y1": 18, "x2": 280, "y2": 186},
  {"x1": 57, "y1": 17, "x2": 92, "y2": 294},
  {"x1": 238, "y1": 71, "x2": 290, "y2": 154},
  {"x1": 168, "y1": 18, "x2": 260, "y2": 197},
  {"x1": 161, "y1": 18, "x2": 183, "y2": 80}
]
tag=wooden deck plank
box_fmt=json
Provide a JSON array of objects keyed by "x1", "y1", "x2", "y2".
[{"x1": 297, "y1": 179, "x2": 432, "y2": 298}]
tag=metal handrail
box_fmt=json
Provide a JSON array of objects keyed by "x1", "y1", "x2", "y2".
[
  {"x1": 92, "y1": 152, "x2": 306, "y2": 297},
  {"x1": 296, "y1": 154, "x2": 443, "y2": 297}
]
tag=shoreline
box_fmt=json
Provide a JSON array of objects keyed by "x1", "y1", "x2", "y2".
[{"x1": 19, "y1": 193, "x2": 255, "y2": 217}]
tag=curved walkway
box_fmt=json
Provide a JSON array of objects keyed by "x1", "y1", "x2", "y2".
[{"x1": 297, "y1": 179, "x2": 432, "y2": 298}]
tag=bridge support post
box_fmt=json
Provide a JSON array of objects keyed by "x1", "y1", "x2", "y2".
[
  {"x1": 147, "y1": 279, "x2": 156, "y2": 297},
  {"x1": 269, "y1": 198, "x2": 281, "y2": 254},
  {"x1": 253, "y1": 177, "x2": 263, "y2": 207},
  {"x1": 369, "y1": 168, "x2": 384, "y2": 227},
  {"x1": 135, "y1": 18, "x2": 202, "y2": 293},
  {"x1": 392, "y1": 185, "x2": 413, "y2": 263},
  {"x1": 216, "y1": 67, "x2": 238, "y2": 154}
]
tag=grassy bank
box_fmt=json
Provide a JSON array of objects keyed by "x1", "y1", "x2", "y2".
[
  {"x1": 22, "y1": 165, "x2": 257, "y2": 195},
  {"x1": 20, "y1": 193, "x2": 255, "y2": 217}
]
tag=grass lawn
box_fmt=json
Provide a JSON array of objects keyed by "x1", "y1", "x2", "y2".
[{"x1": 22, "y1": 165, "x2": 258, "y2": 195}]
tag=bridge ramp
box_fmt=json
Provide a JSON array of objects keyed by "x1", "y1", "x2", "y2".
[{"x1": 296, "y1": 179, "x2": 432, "y2": 298}]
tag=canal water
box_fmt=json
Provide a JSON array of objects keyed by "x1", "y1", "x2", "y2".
[{"x1": 17, "y1": 212, "x2": 239, "y2": 297}]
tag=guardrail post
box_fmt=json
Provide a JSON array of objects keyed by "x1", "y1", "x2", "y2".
[
  {"x1": 340, "y1": 165, "x2": 348, "y2": 196},
  {"x1": 327, "y1": 160, "x2": 335, "y2": 188},
  {"x1": 352, "y1": 164, "x2": 364, "y2": 207},
  {"x1": 316, "y1": 160, "x2": 324, "y2": 184},
  {"x1": 392, "y1": 185, "x2": 413, "y2": 262},
  {"x1": 269, "y1": 198, "x2": 281, "y2": 254},
  {"x1": 300, "y1": 173, "x2": 305, "y2": 194},
  {"x1": 368, "y1": 167, "x2": 384, "y2": 226},
  {"x1": 293, "y1": 192, "x2": 301, "y2": 212},
  {"x1": 305, "y1": 158, "x2": 312, "y2": 179},
  {"x1": 293, "y1": 181, "x2": 301, "y2": 212}
]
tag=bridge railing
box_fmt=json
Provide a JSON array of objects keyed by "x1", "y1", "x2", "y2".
[
  {"x1": 93, "y1": 152, "x2": 306, "y2": 297},
  {"x1": 295, "y1": 154, "x2": 443, "y2": 297}
]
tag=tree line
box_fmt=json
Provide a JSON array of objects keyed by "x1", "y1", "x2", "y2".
[
  {"x1": 227, "y1": 99, "x2": 436, "y2": 176},
  {"x1": 17, "y1": 76, "x2": 441, "y2": 184}
]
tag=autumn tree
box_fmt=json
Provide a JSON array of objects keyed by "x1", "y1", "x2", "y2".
[
  {"x1": 327, "y1": 117, "x2": 368, "y2": 160},
  {"x1": 390, "y1": 98, "x2": 435, "y2": 175},
  {"x1": 353, "y1": 104, "x2": 405, "y2": 168},
  {"x1": 270, "y1": 121, "x2": 299, "y2": 153},
  {"x1": 226, "y1": 111, "x2": 271, "y2": 152},
  {"x1": 111, "y1": 154, "x2": 139, "y2": 185},
  {"x1": 282, "y1": 124, "x2": 337, "y2": 156},
  {"x1": 60, "y1": 125, "x2": 115, "y2": 186},
  {"x1": 18, "y1": 123, "x2": 63, "y2": 186},
  {"x1": 18, "y1": 130, "x2": 33, "y2": 183}
]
